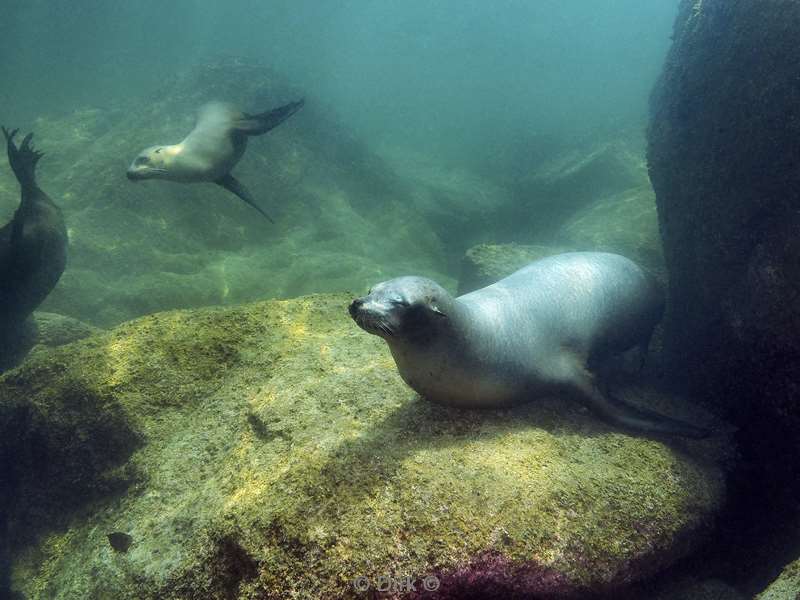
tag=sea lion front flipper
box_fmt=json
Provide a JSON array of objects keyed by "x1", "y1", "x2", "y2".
[
  {"x1": 3, "y1": 127, "x2": 43, "y2": 188},
  {"x1": 235, "y1": 99, "x2": 305, "y2": 136},
  {"x1": 215, "y1": 174, "x2": 275, "y2": 223}
]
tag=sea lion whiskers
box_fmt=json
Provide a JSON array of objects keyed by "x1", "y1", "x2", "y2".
[{"x1": 354, "y1": 311, "x2": 395, "y2": 337}]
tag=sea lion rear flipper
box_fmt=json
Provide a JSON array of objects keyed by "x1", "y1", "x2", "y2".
[
  {"x1": 569, "y1": 366, "x2": 710, "y2": 438},
  {"x1": 235, "y1": 99, "x2": 305, "y2": 136},
  {"x1": 215, "y1": 174, "x2": 275, "y2": 223}
]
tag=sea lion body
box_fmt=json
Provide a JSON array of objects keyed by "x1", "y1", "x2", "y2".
[
  {"x1": 0, "y1": 128, "x2": 67, "y2": 368},
  {"x1": 127, "y1": 99, "x2": 304, "y2": 221},
  {"x1": 350, "y1": 252, "x2": 707, "y2": 438}
]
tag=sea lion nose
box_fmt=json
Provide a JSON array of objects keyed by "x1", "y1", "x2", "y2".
[
  {"x1": 348, "y1": 298, "x2": 364, "y2": 318},
  {"x1": 126, "y1": 170, "x2": 137, "y2": 181}
]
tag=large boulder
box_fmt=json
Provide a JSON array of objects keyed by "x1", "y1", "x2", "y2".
[
  {"x1": 1, "y1": 294, "x2": 730, "y2": 599},
  {"x1": 378, "y1": 146, "x2": 513, "y2": 261},
  {"x1": 756, "y1": 559, "x2": 800, "y2": 600},
  {"x1": 503, "y1": 140, "x2": 650, "y2": 240},
  {"x1": 649, "y1": 578, "x2": 748, "y2": 600},
  {"x1": 0, "y1": 312, "x2": 102, "y2": 373},
  {"x1": 457, "y1": 243, "x2": 566, "y2": 295},
  {"x1": 456, "y1": 180, "x2": 664, "y2": 295},
  {"x1": 647, "y1": 1, "x2": 800, "y2": 445},
  {"x1": 556, "y1": 185, "x2": 664, "y2": 281}
]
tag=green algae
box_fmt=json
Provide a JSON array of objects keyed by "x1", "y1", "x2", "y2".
[
  {"x1": 1, "y1": 293, "x2": 731, "y2": 599},
  {"x1": 755, "y1": 558, "x2": 800, "y2": 600}
]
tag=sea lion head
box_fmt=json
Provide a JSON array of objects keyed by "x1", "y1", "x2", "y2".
[
  {"x1": 126, "y1": 145, "x2": 176, "y2": 180},
  {"x1": 349, "y1": 276, "x2": 453, "y2": 341}
]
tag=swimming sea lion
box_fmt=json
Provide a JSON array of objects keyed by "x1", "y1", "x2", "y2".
[
  {"x1": 349, "y1": 252, "x2": 708, "y2": 438},
  {"x1": 0, "y1": 128, "x2": 68, "y2": 370},
  {"x1": 126, "y1": 99, "x2": 304, "y2": 222}
]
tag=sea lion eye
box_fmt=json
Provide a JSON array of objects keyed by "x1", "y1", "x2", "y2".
[{"x1": 135, "y1": 156, "x2": 150, "y2": 165}]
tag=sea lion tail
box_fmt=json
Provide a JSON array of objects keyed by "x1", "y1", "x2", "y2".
[
  {"x1": 2, "y1": 127, "x2": 43, "y2": 188},
  {"x1": 236, "y1": 99, "x2": 305, "y2": 136}
]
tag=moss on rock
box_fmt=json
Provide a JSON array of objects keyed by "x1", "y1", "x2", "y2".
[
  {"x1": 755, "y1": 558, "x2": 800, "y2": 600},
  {"x1": 1, "y1": 293, "x2": 731, "y2": 598},
  {"x1": 556, "y1": 185, "x2": 664, "y2": 281}
]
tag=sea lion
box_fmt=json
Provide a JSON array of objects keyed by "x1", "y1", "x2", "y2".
[
  {"x1": 349, "y1": 252, "x2": 708, "y2": 438},
  {"x1": 0, "y1": 127, "x2": 68, "y2": 370},
  {"x1": 126, "y1": 99, "x2": 304, "y2": 222}
]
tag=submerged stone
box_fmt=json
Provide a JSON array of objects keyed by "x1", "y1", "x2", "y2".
[
  {"x1": 457, "y1": 243, "x2": 565, "y2": 295},
  {"x1": 648, "y1": 0, "x2": 800, "y2": 446},
  {"x1": 756, "y1": 559, "x2": 800, "y2": 600},
  {"x1": 556, "y1": 185, "x2": 664, "y2": 280},
  {"x1": 1, "y1": 293, "x2": 731, "y2": 599}
]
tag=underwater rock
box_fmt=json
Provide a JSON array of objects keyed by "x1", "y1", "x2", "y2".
[
  {"x1": 0, "y1": 318, "x2": 38, "y2": 374},
  {"x1": 1, "y1": 293, "x2": 731, "y2": 598},
  {"x1": 648, "y1": 0, "x2": 800, "y2": 446},
  {"x1": 457, "y1": 243, "x2": 565, "y2": 295},
  {"x1": 377, "y1": 145, "x2": 514, "y2": 260},
  {"x1": 502, "y1": 140, "x2": 650, "y2": 240},
  {"x1": 645, "y1": 577, "x2": 747, "y2": 600},
  {"x1": 0, "y1": 312, "x2": 102, "y2": 374},
  {"x1": 556, "y1": 185, "x2": 665, "y2": 281},
  {"x1": 755, "y1": 558, "x2": 800, "y2": 600},
  {"x1": 31, "y1": 311, "x2": 103, "y2": 348},
  {"x1": 457, "y1": 175, "x2": 663, "y2": 295}
]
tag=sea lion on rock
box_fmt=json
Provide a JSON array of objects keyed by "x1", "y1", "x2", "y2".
[
  {"x1": 349, "y1": 252, "x2": 708, "y2": 438},
  {"x1": 126, "y1": 99, "x2": 304, "y2": 222},
  {"x1": 0, "y1": 127, "x2": 68, "y2": 370}
]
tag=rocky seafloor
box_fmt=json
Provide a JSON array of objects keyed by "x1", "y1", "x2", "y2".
[{"x1": 1, "y1": 293, "x2": 731, "y2": 599}]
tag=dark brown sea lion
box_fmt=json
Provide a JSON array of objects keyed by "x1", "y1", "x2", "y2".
[{"x1": 0, "y1": 127, "x2": 67, "y2": 370}]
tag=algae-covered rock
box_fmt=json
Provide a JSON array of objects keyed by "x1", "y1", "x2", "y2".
[
  {"x1": 457, "y1": 243, "x2": 566, "y2": 295},
  {"x1": 456, "y1": 182, "x2": 663, "y2": 296},
  {"x1": 556, "y1": 185, "x2": 664, "y2": 280},
  {"x1": 503, "y1": 140, "x2": 650, "y2": 240},
  {"x1": 758, "y1": 561, "x2": 800, "y2": 600},
  {"x1": 756, "y1": 559, "x2": 800, "y2": 600},
  {"x1": 0, "y1": 293, "x2": 730, "y2": 599},
  {"x1": 31, "y1": 311, "x2": 103, "y2": 348},
  {"x1": 648, "y1": 577, "x2": 747, "y2": 600},
  {"x1": 648, "y1": 0, "x2": 800, "y2": 445},
  {"x1": 0, "y1": 312, "x2": 101, "y2": 374}
]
